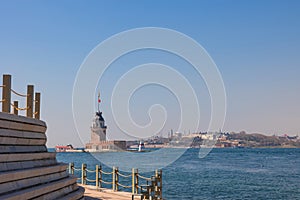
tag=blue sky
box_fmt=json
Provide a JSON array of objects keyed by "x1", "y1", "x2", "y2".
[{"x1": 1, "y1": 0, "x2": 300, "y2": 147}]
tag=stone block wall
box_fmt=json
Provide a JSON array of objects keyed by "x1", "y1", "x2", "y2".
[{"x1": 0, "y1": 112, "x2": 84, "y2": 200}]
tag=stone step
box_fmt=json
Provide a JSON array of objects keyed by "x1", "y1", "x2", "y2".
[
  {"x1": 0, "y1": 170, "x2": 69, "y2": 195},
  {"x1": 0, "y1": 112, "x2": 46, "y2": 127},
  {"x1": 56, "y1": 186, "x2": 85, "y2": 200},
  {"x1": 31, "y1": 184, "x2": 83, "y2": 200},
  {"x1": 0, "y1": 176, "x2": 78, "y2": 200},
  {"x1": 0, "y1": 119, "x2": 46, "y2": 133},
  {"x1": 0, "y1": 152, "x2": 56, "y2": 162},
  {"x1": 0, "y1": 158, "x2": 57, "y2": 172},
  {"x1": 0, "y1": 163, "x2": 68, "y2": 184},
  {"x1": 0, "y1": 129, "x2": 46, "y2": 139},
  {"x1": 0, "y1": 145, "x2": 47, "y2": 153},
  {"x1": 0, "y1": 136, "x2": 46, "y2": 145}
]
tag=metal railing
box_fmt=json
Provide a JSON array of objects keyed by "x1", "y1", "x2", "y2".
[
  {"x1": 69, "y1": 163, "x2": 163, "y2": 200},
  {"x1": 0, "y1": 74, "x2": 41, "y2": 119}
]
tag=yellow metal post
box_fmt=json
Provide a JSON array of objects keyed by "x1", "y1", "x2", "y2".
[
  {"x1": 26, "y1": 85, "x2": 34, "y2": 118},
  {"x1": 2, "y1": 74, "x2": 11, "y2": 113},
  {"x1": 34, "y1": 92, "x2": 40, "y2": 119},
  {"x1": 13, "y1": 101, "x2": 18, "y2": 115}
]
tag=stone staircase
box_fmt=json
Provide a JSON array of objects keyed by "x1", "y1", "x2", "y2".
[{"x1": 0, "y1": 112, "x2": 84, "y2": 200}]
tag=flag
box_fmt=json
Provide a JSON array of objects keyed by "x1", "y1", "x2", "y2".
[{"x1": 98, "y1": 92, "x2": 101, "y2": 103}]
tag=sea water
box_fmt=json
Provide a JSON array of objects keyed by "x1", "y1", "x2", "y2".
[{"x1": 55, "y1": 148, "x2": 300, "y2": 200}]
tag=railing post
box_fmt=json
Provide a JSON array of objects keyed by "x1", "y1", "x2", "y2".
[
  {"x1": 81, "y1": 163, "x2": 86, "y2": 185},
  {"x1": 2, "y1": 74, "x2": 11, "y2": 113},
  {"x1": 155, "y1": 170, "x2": 158, "y2": 199},
  {"x1": 159, "y1": 169, "x2": 162, "y2": 199},
  {"x1": 99, "y1": 165, "x2": 102, "y2": 188},
  {"x1": 132, "y1": 168, "x2": 135, "y2": 194},
  {"x1": 151, "y1": 176, "x2": 156, "y2": 200},
  {"x1": 146, "y1": 180, "x2": 151, "y2": 200},
  {"x1": 96, "y1": 165, "x2": 99, "y2": 188},
  {"x1": 115, "y1": 167, "x2": 119, "y2": 191},
  {"x1": 13, "y1": 101, "x2": 18, "y2": 115},
  {"x1": 26, "y1": 85, "x2": 34, "y2": 118},
  {"x1": 135, "y1": 168, "x2": 139, "y2": 194},
  {"x1": 69, "y1": 163, "x2": 74, "y2": 174},
  {"x1": 34, "y1": 92, "x2": 40, "y2": 119},
  {"x1": 154, "y1": 170, "x2": 162, "y2": 199},
  {"x1": 112, "y1": 166, "x2": 116, "y2": 191}
]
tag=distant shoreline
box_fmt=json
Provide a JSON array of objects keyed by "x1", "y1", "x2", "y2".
[{"x1": 47, "y1": 146, "x2": 300, "y2": 151}]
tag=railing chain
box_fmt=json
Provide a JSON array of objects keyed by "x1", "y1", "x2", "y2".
[
  {"x1": 86, "y1": 169, "x2": 96, "y2": 173},
  {"x1": 86, "y1": 178, "x2": 96, "y2": 182},
  {"x1": 117, "y1": 172, "x2": 132, "y2": 178},
  {"x1": 10, "y1": 88, "x2": 28, "y2": 97},
  {"x1": 100, "y1": 170, "x2": 113, "y2": 175},
  {"x1": 73, "y1": 167, "x2": 81, "y2": 171},
  {"x1": 117, "y1": 182, "x2": 131, "y2": 188},
  {"x1": 100, "y1": 180, "x2": 113, "y2": 185},
  {"x1": 138, "y1": 174, "x2": 152, "y2": 181},
  {"x1": 10, "y1": 103, "x2": 29, "y2": 111}
]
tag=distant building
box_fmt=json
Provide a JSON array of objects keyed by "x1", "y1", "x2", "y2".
[
  {"x1": 90, "y1": 111, "x2": 107, "y2": 142},
  {"x1": 85, "y1": 97, "x2": 126, "y2": 152}
]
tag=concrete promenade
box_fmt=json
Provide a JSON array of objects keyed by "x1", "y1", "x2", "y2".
[{"x1": 81, "y1": 184, "x2": 133, "y2": 200}]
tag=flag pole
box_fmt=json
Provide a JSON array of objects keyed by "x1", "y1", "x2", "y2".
[{"x1": 98, "y1": 91, "x2": 101, "y2": 112}]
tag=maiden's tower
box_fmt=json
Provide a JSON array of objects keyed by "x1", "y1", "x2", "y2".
[{"x1": 85, "y1": 93, "x2": 126, "y2": 152}]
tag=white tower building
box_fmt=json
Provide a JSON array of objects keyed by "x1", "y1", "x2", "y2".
[{"x1": 90, "y1": 111, "x2": 107, "y2": 142}]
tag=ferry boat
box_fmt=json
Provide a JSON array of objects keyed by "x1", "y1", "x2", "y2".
[{"x1": 55, "y1": 144, "x2": 85, "y2": 152}]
